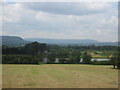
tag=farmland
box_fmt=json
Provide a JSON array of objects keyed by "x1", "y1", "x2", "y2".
[{"x1": 2, "y1": 64, "x2": 118, "y2": 88}]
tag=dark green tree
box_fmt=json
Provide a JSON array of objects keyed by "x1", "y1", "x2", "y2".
[
  {"x1": 48, "y1": 53, "x2": 56, "y2": 64},
  {"x1": 59, "y1": 58, "x2": 65, "y2": 64},
  {"x1": 72, "y1": 50, "x2": 81, "y2": 63},
  {"x1": 24, "y1": 41, "x2": 48, "y2": 55},
  {"x1": 68, "y1": 50, "x2": 81, "y2": 64},
  {"x1": 111, "y1": 50, "x2": 120, "y2": 69},
  {"x1": 57, "y1": 49, "x2": 69, "y2": 64},
  {"x1": 19, "y1": 55, "x2": 32, "y2": 64},
  {"x1": 68, "y1": 55, "x2": 76, "y2": 64},
  {"x1": 82, "y1": 52, "x2": 92, "y2": 64}
]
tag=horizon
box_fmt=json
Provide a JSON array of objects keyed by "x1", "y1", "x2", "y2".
[
  {"x1": 1, "y1": 35, "x2": 118, "y2": 42},
  {"x1": 1, "y1": 2, "x2": 118, "y2": 42}
]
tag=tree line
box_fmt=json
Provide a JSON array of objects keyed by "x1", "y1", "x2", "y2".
[
  {"x1": 2, "y1": 41, "x2": 120, "y2": 69},
  {"x1": 2, "y1": 41, "x2": 48, "y2": 55}
]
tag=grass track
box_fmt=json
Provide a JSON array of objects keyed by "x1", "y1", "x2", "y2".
[{"x1": 2, "y1": 64, "x2": 118, "y2": 88}]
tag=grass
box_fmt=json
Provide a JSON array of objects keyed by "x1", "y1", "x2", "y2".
[
  {"x1": 2, "y1": 64, "x2": 118, "y2": 88},
  {"x1": 91, "y1": 54, "x2": 108, "y2": 58}
]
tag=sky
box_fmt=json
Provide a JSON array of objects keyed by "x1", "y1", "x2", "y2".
[{"x1": 1, "y1": 2, "x2": 118, "y2": 42}]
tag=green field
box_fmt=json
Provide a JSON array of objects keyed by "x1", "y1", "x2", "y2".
[{"x1": 2, "y1": 64, "x2": 118, "y2": 88}]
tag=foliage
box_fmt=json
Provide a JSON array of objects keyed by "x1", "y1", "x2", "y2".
[
  {"x1": 2, "y1": 55, "x2": 19, "y2": 64},
  {"x1": 110, "y1": 48, "x2": 120, "y2": 69},
  {"x1": 2, "y1": 41, "x2": 48, "y2": 55},
  {"x1": 82, "y1": 52, "x2": 92, "y2": 64},
  {"x1": 2, "y1": 55, "x2": 42, "y2": 64},
  {"x1": 59, "y1": 58, "x2": 65, "y2": 64},
  {"x1": 92, "y1": 60, "x2": 111, "y2": 65},
  {"x1": 48, "y1": 53, "x2": 56, "y2": 64},
  {"x1": 2, "y1": 42, "x2": 119, "y2": 66}
]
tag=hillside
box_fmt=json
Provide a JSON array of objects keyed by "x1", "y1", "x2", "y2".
[
  {"x1": 25, "y1": 38, "x2": 99, "y2": 45},
  {"x1": 25, "y1": 38, "x2": 117, "y2": 46},
  {"x1": 0, "y1": 36, "x2": 118, "y2": 46},
  {"x1": 0, "y1": 36, "x2": 31, "y2": 46}
]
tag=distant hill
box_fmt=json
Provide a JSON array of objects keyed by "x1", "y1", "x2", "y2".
[
  {"x1": 0, "y1": 36, "x2": 118, "y2": 46},
  {"x1": 0, "y1": 36, "x2": 31, "y2": 46},
  {"x1": 25, "y1": 38, "x2": 118, "y2": 46},
  {"x1": 25, "y1": 38, "x2": 99, "y2": 44}
]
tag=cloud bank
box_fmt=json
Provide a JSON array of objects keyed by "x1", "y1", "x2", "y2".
[{"x1": 1, "y1": 2, "x2": 118, "y2": 42}]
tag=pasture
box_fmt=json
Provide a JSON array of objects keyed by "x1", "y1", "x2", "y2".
[{"x1": 2, "y1": 64, "x2": 118, "y2": 88}]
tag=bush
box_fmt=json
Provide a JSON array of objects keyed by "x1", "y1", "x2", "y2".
[
  {"x1": 92, "y1": 60, "x2": 111, "y2": 65},
  {"x1": 2, "y1": 55, "x2": 19, "y2": 64},
  {"x1": 2, "y1": 55, "x2": 41, "y2": 64}
]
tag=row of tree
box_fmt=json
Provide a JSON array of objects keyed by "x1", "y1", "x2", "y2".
[
  {"x1": 2, "y1": 55, "x2": 42, "y2": 64},
  {"x1": 3, "y1": 43, "x2": 118, "y2": 55},
  {"x1": 2, "y1": 51, "x2": 91, "y2": 64},
  {"x1": 2, "y1": 42, "x2": 92, "y2": 64},
  {"x1": 2, "y1": 42, "x2": 48, "y2": 55},
  {"x1": 48, "y1": 45, "x2": 118, "y2": 51},
  {"x1": 2, "y1": 41, "x2": 120, "y2": 69}
]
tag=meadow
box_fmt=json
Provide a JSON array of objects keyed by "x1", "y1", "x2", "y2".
[{"x1": 2, "y1": 64, "x2": 118, "y2": 88}]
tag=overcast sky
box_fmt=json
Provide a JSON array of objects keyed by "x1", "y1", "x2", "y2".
[{"x1": 1, "y1": 2, "x2": 118, "y2": 42}]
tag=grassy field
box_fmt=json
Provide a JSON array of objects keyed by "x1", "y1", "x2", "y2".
[
  {"x1": 2, "y1": 64, "x2": 118, "y2": 88},
  {"x1": 91, "y1": 54, "x2": 108, "y2": 58}
]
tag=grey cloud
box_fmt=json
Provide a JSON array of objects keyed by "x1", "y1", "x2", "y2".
[
  {"x1": 22, "y1": 2, "x2": 113, "y2": 16},
  {"x1": 2, "y1": 2, "x2": 118, "y2": 42}
]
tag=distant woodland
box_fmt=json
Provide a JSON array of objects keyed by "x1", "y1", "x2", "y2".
[{"x1": 2, "y1": 41, "x2": 120, "y2": 69}]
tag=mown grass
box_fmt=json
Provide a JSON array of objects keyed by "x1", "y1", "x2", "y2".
[
  {"x1": 2, "y1": 64, "x2": 118, "y2": 88},
  {"x1": 91, "y1": 54, "x2": 108, "y2": 58}
]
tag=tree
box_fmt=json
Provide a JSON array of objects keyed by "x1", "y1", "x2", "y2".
[
  {"x1": 2, "y1": 55, "x2": 19, "y2": 64},
  {"x1": 111, "y1": 50, "x2": 120, "y2": 69},
  {"x1": 24, "y1": 41, "x2": 48, "y2": 55},
  {"x1": 48, "y1": 53, "x2": 56, "y2": 64},
  {"x1": 59, "y1": 58, "x2": 65, "y2": 64},
  {"x1": 68, "y1": 55, "x2": 76, "y2": 64},
  {"x1": 57, "y1": 49, "x2": 69, "y2": 64},
  {"x1": 31, "y1": 58, "x2": 39, "y2": 64},
  {"x1": 67, "y1": 50, "x2": 81, "y2": 64},
  {"x1": 19, "y1": 55, "x2": 32, "y2": 64},
  {"x1": 82, "y1": 52, "x2": 92, "y2": 64},
  {"x1": 72, "y1": 50, "x2": 81, "y2": 63}
]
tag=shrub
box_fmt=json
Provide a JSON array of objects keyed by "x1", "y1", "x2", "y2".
[{"x1": 92, "y1": 60, "x2": 111, "y2": 65}]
